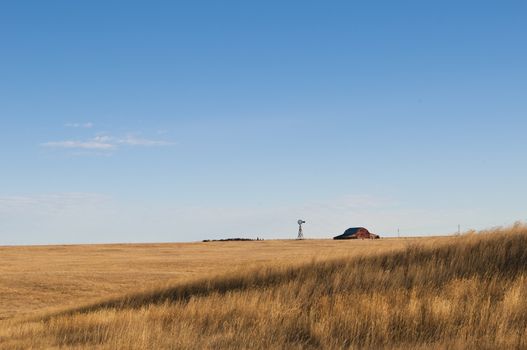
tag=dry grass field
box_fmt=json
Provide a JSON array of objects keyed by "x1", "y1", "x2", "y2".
[
  {"x1": 1, "y1": 225, "x2": 527, "y2": 349},
  {"x1": 0, "y1": 237, "x2": 421, "y2": 321}
]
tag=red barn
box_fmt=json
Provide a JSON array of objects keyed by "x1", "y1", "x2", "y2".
[{"x1": 333, "y1": 227, "x2": 379, "y2": 240}]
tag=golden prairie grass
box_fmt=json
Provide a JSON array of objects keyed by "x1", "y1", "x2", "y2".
[
  {"x1": 0, "y1": 238, "x2": 417, "y2": 320},
  {"x1": 2, "y1": 225, "x2": 527, "y2": 349}
]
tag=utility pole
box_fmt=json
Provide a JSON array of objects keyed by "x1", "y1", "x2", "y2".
[
  {"x1": 397, "y1": 228, "x2": 400, "y2": 238},
  {"x1": 458, "y1": 224, "x2": 461, "y2": 235}
]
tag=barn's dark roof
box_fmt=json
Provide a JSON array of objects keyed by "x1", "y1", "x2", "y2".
[
  {"x1": 333, "y1": 227, "x2": 368, "y2": 239},
  {"x1": 342, "y1": 227, "x2": 364, "y2": 236}
]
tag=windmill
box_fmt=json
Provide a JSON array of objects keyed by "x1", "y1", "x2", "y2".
[{"x1": 297, "y1": 219, "x2": 306, "y2": 240}]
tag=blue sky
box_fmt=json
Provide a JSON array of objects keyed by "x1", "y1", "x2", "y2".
[{"x1": 1, "y1": 1, "x2": 526, "y2": 244}]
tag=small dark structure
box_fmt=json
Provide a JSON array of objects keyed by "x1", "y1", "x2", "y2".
[
  {"x1": 202, "y1": 238, "x2": 263, "y2": 242},
  {"x1": 333, "y1": 227, "x2": 379, "y2": 240}
]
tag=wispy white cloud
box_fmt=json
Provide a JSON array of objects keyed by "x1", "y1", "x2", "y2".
[
  {"x1": 65, "y1": 122, "x2": 94, "y2": 128},
  {"x1": 41, "y1": 134, "x2": 173, "y2": 153},
  {"x1": 0, "y1": 193, "x2": 115, "y2": 244},
  {"x1": 0, "y1": 193, "x2": 111, "y2": 214},
  {"x1": 42, "y1": 138, "x2": 115, "y2": 150},
  {"x1": 118, "y1": 135, "x2": 174, "y2": 146}
]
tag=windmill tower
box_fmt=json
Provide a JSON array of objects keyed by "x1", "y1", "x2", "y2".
[{"x1": 297, "y1": 219, "x2": 306, "y2": 239}]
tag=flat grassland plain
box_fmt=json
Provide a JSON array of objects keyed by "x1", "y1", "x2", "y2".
[
  {"x1": 0, "y1": 238, "x2": 420, "y2": 320},
  {"x1": 1, "y1": 226, "x2": 527, "y2": 349}
]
